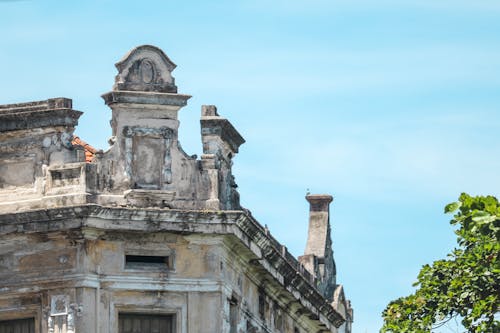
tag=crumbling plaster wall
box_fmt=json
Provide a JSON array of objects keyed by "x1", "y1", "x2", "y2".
[
  {"x1": 0, "y1": 215, "x2": 341, "y2": 333},
  {"x1": 0, "y1": 45, "x2": 350, "y2": 333},
  {"x1": 0, "y1": 99, "x2": 89, "y2": 213},
  {"x1": 0, "y1": 46, "x2": 245, "y2": 213},
  {"x1": 0, "y1": 228, "x2": 226, "y2": 332}
]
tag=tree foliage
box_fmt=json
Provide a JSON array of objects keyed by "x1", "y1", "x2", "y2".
[{"x1": 381, "y1": 193, "x2": 500, "y2": 333}]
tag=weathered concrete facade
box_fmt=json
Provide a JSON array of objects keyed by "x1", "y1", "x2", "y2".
[{"x1": 0, "y1": 45, "x2": 352, "y2": 333}]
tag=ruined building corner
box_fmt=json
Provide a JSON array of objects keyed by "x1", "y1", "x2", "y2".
[
  {"x1": 299, "y1": 194, "x2": 353, "y2": 331},
  {"x1": 0, "y1": 45, "x2": 352, "y2": 333}
]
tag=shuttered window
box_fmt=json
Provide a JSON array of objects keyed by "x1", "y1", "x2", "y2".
[
  {"x1": 0, "y1": 318, "x2": 35, "y2": 333},
  {"x1": 119, "y1": 314, "x2": 174, "y2": 333}
]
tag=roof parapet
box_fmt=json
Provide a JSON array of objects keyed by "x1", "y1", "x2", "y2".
[
  {"x1": 201, "y1": 105, "x2": 245, "y2": 155},
  {"x1": 0, "y1": 98, "x2": 82, "y2": 132}
]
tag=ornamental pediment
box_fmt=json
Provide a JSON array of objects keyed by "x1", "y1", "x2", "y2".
[{"x1": 113, "y1": 44, "x2": 177, "y2": 93}]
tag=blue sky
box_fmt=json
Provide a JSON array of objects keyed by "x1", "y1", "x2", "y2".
[{"x1": 1, "y1": 1, "x2": 500, "y2": 331}]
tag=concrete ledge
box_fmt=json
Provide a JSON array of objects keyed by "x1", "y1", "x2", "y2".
[{"x1": 0, "y1": 205, "x2": 345, "y2": 328}]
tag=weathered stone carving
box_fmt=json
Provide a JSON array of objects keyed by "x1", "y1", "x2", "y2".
[
  {"x1": 0, "y1": 98, "x2": 87, "y2": 212},
  {"x1": 0, "y1": 45, "x2": 352, "y2": 333},
  {"x1": 50, "y1": 295, "x2": 69, "y2": 316},
  {"x1": 201, "y1": 105, "x2": 245, "y2": 210},
  {"x1": 122, "y1": 126, "x2": 174, "y2": 189},
  {"x1": 113, "y1": 45, "x2": 177, "y2": 93},
  {"x1": 44, "y1": 295, "x2": 81, "y2": 333}
]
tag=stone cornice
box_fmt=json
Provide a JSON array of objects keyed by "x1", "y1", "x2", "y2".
[
  {"x1": 0, "y1": 204, "x2": 345, "y2": 328},
  {"x1": 201, "y1": 117, "x2": 245, "y2": 153},
  {"x1": 0, "y1": 98, "x2": 82, "y2": 132},
  {"x1": 101, "y1": 90, "x2": 191, "y2": 107}
]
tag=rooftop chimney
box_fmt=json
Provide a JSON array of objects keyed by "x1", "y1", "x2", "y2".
[{"x1": 299, "y1": 194, "x2": 337, "y2": 301}]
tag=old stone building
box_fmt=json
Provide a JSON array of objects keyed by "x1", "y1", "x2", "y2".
[{"x1": 0, "y1": 45, "x2": 353, "y2": 333}]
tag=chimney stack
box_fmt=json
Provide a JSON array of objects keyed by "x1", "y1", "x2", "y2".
[{"x1": 299, "y1": 194, "x2": 337, "y2": 301}]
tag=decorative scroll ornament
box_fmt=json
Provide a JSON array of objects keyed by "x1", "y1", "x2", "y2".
[
  {"x1": 50, "y1": 295, "x2": 69, "y2": 316},
  {"x1": 46, "y1": 295, "x2": 82, "y2": 333},
  {"x1": 113, "y1": 45, "x2": 178, "y2": 93}
]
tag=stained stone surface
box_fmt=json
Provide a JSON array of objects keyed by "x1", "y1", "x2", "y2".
[{"x1": 0, "y1": 45, "x2": 352, "y2": 333}]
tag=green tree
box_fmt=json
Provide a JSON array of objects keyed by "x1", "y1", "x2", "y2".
[{"x1": 381, "y1": 193, "x2": 500, "y2": 333}]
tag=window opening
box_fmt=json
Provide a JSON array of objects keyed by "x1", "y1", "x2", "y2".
[
  {"x1": 0, "y1": 318, "x2": 35, "y2": 333},
  {"x1": 119, "y1": 313, "x2": 174, "y2": 333},
  {"x1": 125, "y1": 255, "x2": 169, "y2": 269}
]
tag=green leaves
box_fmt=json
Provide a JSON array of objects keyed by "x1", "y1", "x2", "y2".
[
  {"x1": 381, "y1": 194, "x2": 500, "y2": 333},
  {"x1": 471, "y1": 211, "x2": 496, "y2": 224},
  {"x1": 444, "y1": 201, "x2": 461, "y2": 214}
]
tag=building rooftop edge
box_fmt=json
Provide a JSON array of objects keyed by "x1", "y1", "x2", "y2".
[
  {"x1": 0, "y1": 97, "x2": 73, "y2": 113},
  {"x1": 0, "y1": 204, "x2": 345, "y2": 328}
]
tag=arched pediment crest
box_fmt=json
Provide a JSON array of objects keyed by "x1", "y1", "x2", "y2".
[{"x1": 113, "y1": 45, "x2": 178, "y2": 93}]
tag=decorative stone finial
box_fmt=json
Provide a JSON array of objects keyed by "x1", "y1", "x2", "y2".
[{"x1": 113, "y1": 45, "x2": 177, "y2": 93}]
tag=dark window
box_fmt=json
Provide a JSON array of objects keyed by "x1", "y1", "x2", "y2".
[
  {"x1": 0, "y1": 318, "x2": 35, "y2": 333},
  {"x1": 125, "y1": 255, "x2": 169, "y2": 269},
  {"x1": 119, "y1": 314, "x2": 174, "y2": 333}
]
